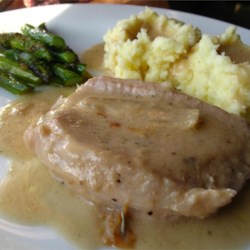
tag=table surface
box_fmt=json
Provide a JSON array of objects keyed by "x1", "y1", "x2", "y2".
[
  {"x1": 0, "y1": 0, "x2": 169, "y2": 11},
  {"x1": 0, "y1": 0, "x2": 249, "y2": 29}
]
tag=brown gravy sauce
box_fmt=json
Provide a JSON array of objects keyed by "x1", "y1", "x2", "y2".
[{"x1": 0, "y1": 45, "x2": 249, "y2": 249}]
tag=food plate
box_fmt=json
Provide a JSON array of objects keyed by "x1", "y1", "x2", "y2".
[{"x1": 0, "y1": 3, "x2": 249, "y2": 250}]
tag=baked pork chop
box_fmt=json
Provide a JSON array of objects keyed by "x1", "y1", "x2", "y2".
[{"x1": 24, "y1": 76, "x2": 250, "y2": 219}]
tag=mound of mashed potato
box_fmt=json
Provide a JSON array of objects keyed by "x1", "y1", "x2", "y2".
[
  {"x1": 103, "y1": 7, "x2": 201, "y2": 82},
  {"x1": 170, "y1": 26, "x2": 250, "y2": 115},
  {"x1": 103, "y1": 8, "x2": 250, "y2": 116}
]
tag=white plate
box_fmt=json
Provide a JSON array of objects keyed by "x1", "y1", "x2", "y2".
[{"x1": 0, "y1": 3, "x2": 249, "y2": 250}]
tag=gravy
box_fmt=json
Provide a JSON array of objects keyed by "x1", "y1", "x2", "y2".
[{"x1": 81, "y1": 43, "x2": 110, "y2": 77}]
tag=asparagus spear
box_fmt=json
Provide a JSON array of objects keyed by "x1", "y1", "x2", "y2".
[
  {"x1": 68, "y1": 63, "x2": 92, "y2": 81},
  {"x1": 0, "y1": 56, "x2": 42, "y2": 85},
  {"x1": 18, "y1": 52, "x2": 52, "y2": 83},
  {"x1": 51, "y1": 49, "x2": 78, "y2": 63},
  {"x1": 0, "y1": 71, "x2": 33, "y2": 95},
  {"x1": 0, "y1": 33, "x2": 53, "y2": 61},
  {"x1": 0, "y1": 49, "x2": 52, "y2": 83},
  {"x1": 21, "y1": 23, "x2": 67, "y2": 50},
  {"x1": 52, "y1": 64, "x2": 83, "y2": 87}
]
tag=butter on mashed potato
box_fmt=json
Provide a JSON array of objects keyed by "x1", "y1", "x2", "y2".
[{"x1": 103, "y1": 8, "x2": 250, "y2": 116}]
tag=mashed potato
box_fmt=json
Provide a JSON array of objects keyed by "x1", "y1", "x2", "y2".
[
  {"x1": 170, "y1": 28, "x2": 250, "y2": 115},
  {"x1": 103, "y1": 8, "x2": 250, "y2": 116},
  {"x1": 103, "y1": 7, "x2": 201, "y2": 82}
]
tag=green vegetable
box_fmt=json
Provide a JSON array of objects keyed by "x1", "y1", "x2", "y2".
[
  {"x1": 0, "y1": 56, "x2": 42, "y2": 85},
  {"x1": 0, "y1": 48, "x2": 19, "y2": 61},
  {"x1": 19, "y1": 52, "x2": 52, "y2": 83},
  {"x1": 0, "y1": 49, "x2": 52, "y2": 83},
  {"x1": 0, "y1": 33, "x2": 53, "y2": 61},
  {"x1": 0, "y1": 71, "x2": 33, "y2": 94},
  {"x1": 72, "y1": 63, "x2": 86, "y2": 75},
  {"x1": 37, "y1": 23, "x2": 47, "y2": 31},
  {"x1": 21, "y1": 23, "x2": 67, "y2": 50},
  {"x1": 53, "y1": 64, "x2": 83, "y2": 86},
  {"x1": 0, "y1": 22, "x2": 91, "y2": 94},
  {"x1": 51, "y1": 49, "x2": 78, "y2": 63}
]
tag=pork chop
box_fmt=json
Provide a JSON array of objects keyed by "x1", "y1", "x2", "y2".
[{"x1": 24, "y1": 76, "x2": 250, "y2": 219}]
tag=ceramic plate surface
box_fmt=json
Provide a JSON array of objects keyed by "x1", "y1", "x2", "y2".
[{"x1": 0, "y1": 3, "x2": 249, "y2": 250}]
